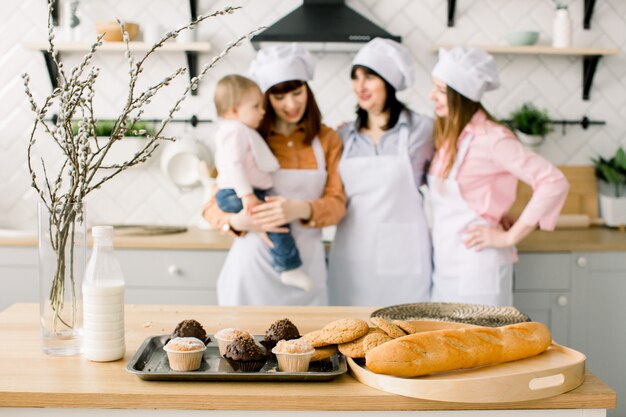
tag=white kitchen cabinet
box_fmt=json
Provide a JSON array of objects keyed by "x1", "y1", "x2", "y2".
[
  {"x1": 0, "y1": 247, "x2": 38, "y2": 312},
  {"x1": 515, "y1": 251, "x2": 626, "y2": 417},
  {"x1": 513, "y1": 253, "x2": 572, "y2": 345},
  {"x1": 570, "y1": 252, "x2": 626, "y2": 417},
  {"x1": 116, "y1": 248, "x2": 227, "y2": 305},
  {"x1": 0, "y1": 246, "x2": 228, "y2": 310}
]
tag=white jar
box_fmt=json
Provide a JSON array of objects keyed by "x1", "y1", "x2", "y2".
[
  {"x1": 552, "y1": 8, "x2": 571, "y2": 48},
  {"x1": 143, "y1": 24, "x2": 162, "y2": 44},
  {"x1": 177, "y1": 27, "x2": 197, "y2": 43},
  {"x1": 82, "y1": 226, "x2": 126, "y2": 362}
]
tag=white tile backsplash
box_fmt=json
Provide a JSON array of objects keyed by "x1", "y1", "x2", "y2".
[{"x1": 1, "y1": 0, "x2": 625, "y2": 229}]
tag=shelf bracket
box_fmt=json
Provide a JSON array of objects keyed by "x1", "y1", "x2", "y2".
[
  {"x1": 186, "y1": 0, "x2": 199, "y2": 95},
  {"x1": 37, "y1": 47, "x2": 203, "y2": 96},
  {"x1": 185, "y1": 51, "x2": 199, "y2": 96},
  {"x1": 50, "y1": 0, "x2": 60, "y2": 26},
  {"x1": 447, "y1": 0, "x2": 456, "y2": 27},
  {"x1": 584, "y1": 0, "x2": 596, "y2": 29},
  {"x1": 189, "y1": 0, "x2": 198, "y2": 21},
  {"x1": 41, "y1": 50, "x2": 60, "y2": 90},
  {"x1": 583, "y1": 55, "x2": 601, "y2": 101}
]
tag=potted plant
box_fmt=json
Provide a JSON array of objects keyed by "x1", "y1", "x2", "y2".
[
  {"x1": 509, "y1": 103, "x2": 552, "y2": 147},
  {"x1": 593, "y1": 147, "x2": 626, "y2": 230},
  {"x1": 72, "y1": 120, "x2": 156, "y2": 166}
]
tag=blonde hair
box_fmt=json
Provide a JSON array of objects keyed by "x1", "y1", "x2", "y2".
[
  {"x1": 214, "y1": 74, "x2": 260, "y2": 117},
  {"x1": 434, "y1": 86, "x2": 494, "y2": 178}
]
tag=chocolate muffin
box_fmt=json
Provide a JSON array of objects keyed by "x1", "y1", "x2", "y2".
[
  {"x1": 172, "y1": 319, "x2": 210, "y2": 345},
  {"x1": 224, "y1": 335, "x2": 268, "y2": 372},
  {"x1": 261, "y1": 318, "x2": 301, "y2": 350}
]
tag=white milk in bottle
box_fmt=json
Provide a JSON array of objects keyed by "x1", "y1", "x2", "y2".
[{"x1": 82, "y1": 226, "x2": 126, "y2": 361}]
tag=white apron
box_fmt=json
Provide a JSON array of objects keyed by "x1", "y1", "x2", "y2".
[
  {"x1": 328, "y1": 126, "x2": 432, "y2": 306},
  {"x1": 427, "y1": 134, "x2": 513, "y2": 307},
  {"x1": 217, "y1": 137, "x2": 328, "y2": 306}
]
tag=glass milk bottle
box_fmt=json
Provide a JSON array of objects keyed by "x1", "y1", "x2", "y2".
[{"x1": 82, "y1": 226, "x2": 126, "y2": 361}]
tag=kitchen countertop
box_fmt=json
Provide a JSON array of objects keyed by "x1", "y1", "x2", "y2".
[
  {"x1": 1, "y1": 226, "x2": 625, "y2": 252},
  {"x1": 516, "y1": 227, "x2": 626, "y2": 252},
  {"x1": 0, "y1": 303, "x2": 616, "y2": 413},
  {"x1": 0, "y1": 227, "x2": 233, "y2": 250}
]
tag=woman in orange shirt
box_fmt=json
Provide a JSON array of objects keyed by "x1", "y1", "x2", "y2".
[{"x1": 203, "y1": 44, "x2": 345, "y2": 306}]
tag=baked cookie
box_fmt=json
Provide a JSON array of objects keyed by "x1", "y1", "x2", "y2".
[
  {"x1": 393, "y1": 319, "x2": 420, "y2": 334},
  {"x1": 320, "y1": 318, "x2": 369, "y2": 344},
  {"x1": 362, "y1": 329, "x2": 392, "y2": 352},
  {"x1": 301, "y1": 330, "x2": 329, "y2": 348},
  {"x1": 338, "y1": 327, "x2": 383, "y2": 359},
  {"x1": 370, "y1": 317, "x2": 406, "y2": 339},
  {"x1": 311, "y1": 344, "x2": 338, "y2": 362}
]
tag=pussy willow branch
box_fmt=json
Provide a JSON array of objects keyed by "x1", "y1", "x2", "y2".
[
  {"x1": 105, "y1": 7, "x2": 242, "y2": 162},
  {"x1": 26, "y1": 0, "x2": 256, "y2": 330},
  {"x1": 86, "y1": 28, "x2": 263, "y2": 193}
]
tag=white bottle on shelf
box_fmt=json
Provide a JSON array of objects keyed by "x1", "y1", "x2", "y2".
[
  {"x1": 82, "y1": 226, "x2": 126, "y2": 362},
  {"x1": 552, "y1": 7, "x2": 572, "y2": 48}
]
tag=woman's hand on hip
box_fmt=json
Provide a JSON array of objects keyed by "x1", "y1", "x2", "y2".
[
  {"x1": 463, "y1": 225, "x2": 512, "y2": 251},
  {"x1": 252, "y1": 196, "x2": 312, "y2": 228},
  {"x1": 463, "y1": 220, "x2": 535, "y2": 251}
]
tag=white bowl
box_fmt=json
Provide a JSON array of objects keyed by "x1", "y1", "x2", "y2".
[
  {"x1": 160, "y1": 137, "x2": 213, "y2": 189},
  {"x1": 515, "y1": 130, "x2": 544, "y2": 147}
]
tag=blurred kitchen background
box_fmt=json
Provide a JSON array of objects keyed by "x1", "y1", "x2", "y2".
[{"x1": 1, "y1": 0, "x2": 625, "y2": 230}]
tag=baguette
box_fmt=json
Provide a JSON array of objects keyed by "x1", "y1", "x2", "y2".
[{"x1": 365, "y1": 322, "x2": 552, "y2": 377}]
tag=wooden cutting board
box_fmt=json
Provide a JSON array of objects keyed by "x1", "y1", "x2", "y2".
[
  {"x1": 348, "y1": 321, "x2": 586, "y2": 403},
  {"x1": 509, "y1": 165, "x2": 601, "y2": 227}
]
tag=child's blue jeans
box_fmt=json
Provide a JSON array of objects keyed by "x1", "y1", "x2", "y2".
[{"x1": 216, "y1": 188, "x2": 303, "y2": 272}]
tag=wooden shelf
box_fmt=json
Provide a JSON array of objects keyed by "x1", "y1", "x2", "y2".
[
  {"x1": 39, "y1": 0, "x2": 205, "y2": 94},
  {"x1": 434, "y1": 44, "x2": 619, "y2": 100},
  {"x1": 24, "y1": 41, "x2": 211, "y2": 53},
  {"x1": 434, "y1": 44, "x2": 619, "y2": 56},
  {"x1": 24, "y1": 41, "x2": 212, "y2": 96},
  {"x1": 447, "y1": 0, "x2": 601, "y2": 30}
]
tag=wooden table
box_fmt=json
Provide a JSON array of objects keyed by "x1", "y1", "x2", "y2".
[{"x1": 0, "y1": 304, "x2": 616, "y2": 416}]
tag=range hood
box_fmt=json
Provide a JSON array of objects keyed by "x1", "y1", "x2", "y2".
[{"x1": 251, "y1": 0, "x2": 401, "y2": 52}]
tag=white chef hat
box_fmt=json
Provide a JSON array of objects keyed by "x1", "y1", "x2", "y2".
[
  {"x1": 248, "y1": 43, "x2": 315, "y2": 93},
  {"x1": 431, "y1": 47, "x2": 500, "y2": 102},
  {"x1": 352, "y1": 37, "x2": 415, "y2": 91}
]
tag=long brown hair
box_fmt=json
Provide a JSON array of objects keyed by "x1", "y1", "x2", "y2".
[
  {"x1": 257, "y1": 80, "x2": 321, "y2": 145},
  {"x1": 434, "y1": 86, "x2": 495, "y2": 178}
]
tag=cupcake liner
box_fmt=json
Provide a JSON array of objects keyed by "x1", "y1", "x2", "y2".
[
  {"x1": 214, "y1": 336, "x2": 230, "y2": 357},
  {"x1": 273, "y1": 350, "x2": 314, "y2": 372},
  {"x1": 225, "y1": 357, "x2": 267, "y2": 372},
  {"x1": 214, "y1": 331, "x2": 252, "y2": 357},
  {"x1": 164, "y1": 348, "x2": 205, "y2": 371}
]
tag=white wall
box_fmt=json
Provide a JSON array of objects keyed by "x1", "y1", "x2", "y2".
[{"x1": 1, "y1": 0, "x2": 625, "y2": 229}]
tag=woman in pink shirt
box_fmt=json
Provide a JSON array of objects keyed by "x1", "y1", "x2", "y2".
[{"x1": 427, "y1": 47, "x2": 569, "y2": 306}]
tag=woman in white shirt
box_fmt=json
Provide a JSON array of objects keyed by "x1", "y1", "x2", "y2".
[{"x1": 328, "y1": 38, "x2": 433, "y2": 306}]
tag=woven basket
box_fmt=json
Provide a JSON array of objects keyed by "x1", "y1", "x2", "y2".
[{"x1": 371, "y1": 302, "x2": 531, "y2": 327}]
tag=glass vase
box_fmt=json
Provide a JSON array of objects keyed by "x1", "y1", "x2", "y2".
[{"x1": 38, "y1": 201, "x2": 86, "y2": 356}]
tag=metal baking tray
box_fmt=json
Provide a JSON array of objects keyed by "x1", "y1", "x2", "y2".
[{"x1": 126, "y1": 334, "x2": 347, "y2": 381}]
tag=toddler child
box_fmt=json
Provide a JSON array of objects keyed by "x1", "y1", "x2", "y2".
[{"x1": 213, "y1": 74, "x2": 312, "y2": 292}]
